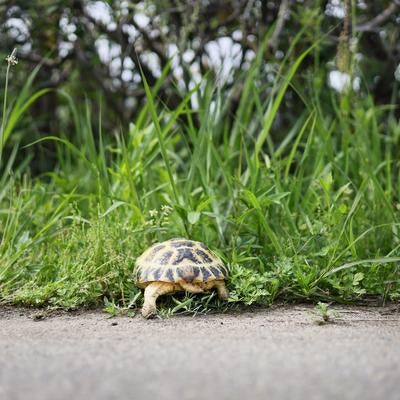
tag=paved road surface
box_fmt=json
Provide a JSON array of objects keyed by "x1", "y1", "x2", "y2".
[{"x1": 0, "y1": 306, "x2": 399, "y2": 400}]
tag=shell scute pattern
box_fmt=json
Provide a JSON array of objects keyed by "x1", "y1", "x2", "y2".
[
  {"x1": 153, "y1": 268, "x2": 162, "y2": 281},
  {"x1": 201, "y1": 268, "x2": 211, "y2": 281},
  {"x1": 218, "y1": 263, "x2": 229, "y2": 277},
  {"x1": 176, "y1": 265, "x2": 201, "y2": 283},
  {"x1": 194, "y1": 249, "x2": 213, "y2": 263},
  {"x1": 165, "y1": 268, "x2": 174, "y2": 281},
  {"x1": 157, "y1": 250, "x2": 173, "y2": 264},
  {"x1": 172, "y1": 247, "x2": 198, "y2": 265},
  {"x1": 144, "y1": 244, "x2": 165, "y2": 262},
  {"x1": 209, "y1": 266, "x2": 222, "y2": 279},
  {"x1": 199, "y1": 242, "x2": 210, "y2": 251},
  {"x1": 135, "y1": 239, "x2": 227, "y2": 285},
  {"x1": 170, "y1": 240, "x2": 195, "y2": 248}
]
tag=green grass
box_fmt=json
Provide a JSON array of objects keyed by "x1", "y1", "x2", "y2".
[{"x1": 0, "y1": 45, "x2": 399, "y2": 316}]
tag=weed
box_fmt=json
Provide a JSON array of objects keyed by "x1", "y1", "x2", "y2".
[{"x1": 313, "y1": 302, "x2": 337, "y2": 324}]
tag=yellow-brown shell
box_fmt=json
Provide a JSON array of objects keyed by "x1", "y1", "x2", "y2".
[{"x1": 134, "y1": 238, "x2": 228, "y2": 288}]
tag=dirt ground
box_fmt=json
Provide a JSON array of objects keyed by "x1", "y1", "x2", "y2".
[{"x1": 0, "y1": 305, "x2": 399, "y2": 400}]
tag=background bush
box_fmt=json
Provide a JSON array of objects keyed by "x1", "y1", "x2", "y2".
[{"x1": 1, "y1": 1, "x2": 400, "y2": 171}]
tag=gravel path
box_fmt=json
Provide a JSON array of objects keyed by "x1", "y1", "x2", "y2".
[{"x1": 0, "y1": 305, "x2": 399, "y2": 400}]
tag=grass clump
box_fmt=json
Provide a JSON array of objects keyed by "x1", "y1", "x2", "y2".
[{"x1": 0, "y1": 44, "x2": 399, "y2": 315}]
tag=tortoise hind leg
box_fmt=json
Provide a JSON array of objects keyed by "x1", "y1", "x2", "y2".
[
  {"x1": 179, "y1": 281, "x2": 205, "y2": 294},
  {"x1": 214, "y1": 281, "x2": 229, "y2": 300},
  {"x1": 142, "y1": 282, "x2": 175, "y2": 319}
]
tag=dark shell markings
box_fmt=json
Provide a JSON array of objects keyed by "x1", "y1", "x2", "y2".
[
  {"x1": 157, "y1": 250, "x2": 173, "y2": 264},
  {"x1": 176, "y1": 265, "x2": 201, "y2": 282},
  {"x1": 194, "y1": 249, "x2": 213, "y2": 263},
  {"x1": 135, "y1": 239, "x2": 227, "y2": 285},
  {"x1": 172, "y1": 247, "x2": 198, "y2": 265}
]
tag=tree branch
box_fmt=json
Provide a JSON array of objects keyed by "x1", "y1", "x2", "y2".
[
  {"x1": 17, "y1": 51, "x2": 74, "y2": 68},
  {"x1": 130, "y1": 18, "x2": 169, "y2": 67},
  {"x1": 81, "y1": 9, "x2": 158, "y2": 86},
  {"x1": 269, "y1": 0, "x2": 291, "y2": 52},
  {"x1": 356, "y1": 1, "x2": 400, "y2": 32}
]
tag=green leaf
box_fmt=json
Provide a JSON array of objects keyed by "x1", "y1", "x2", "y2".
[
  {"x1": 187, "y1": 211, "x2": 201, "y2": 225},
  {"x1": 353, "y1": 272, "x2": 364, "y2": 285}
]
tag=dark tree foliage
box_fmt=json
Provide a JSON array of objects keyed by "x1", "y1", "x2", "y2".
[{"x1": 1, "y1": 0, "x2": 399, "y2": 168}]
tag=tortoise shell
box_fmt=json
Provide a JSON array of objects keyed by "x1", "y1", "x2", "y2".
[{"x1": 134, "y1": 238, "x2": 228, "y2": 288}]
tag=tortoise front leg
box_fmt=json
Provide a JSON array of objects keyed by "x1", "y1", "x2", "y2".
[
  {"x1": 142, "y1": 282, "x2": 175, "y2": 319},
  {"x1": 214, "y1": 281, "x2": 229, "y2": 300}
]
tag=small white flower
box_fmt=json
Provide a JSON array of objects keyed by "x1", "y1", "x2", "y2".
[
  {"x1": 148, "y1": 209, "x2": 158, "y2": 218},
  {"x1": 328, "y1": 70, "x2": 350, "y2": 93},
  {"x1": 5, "y1": 49, "x2": 18, "y2": 66},
  {"x1": 161, "y1": 205, "x2": 172, "y2": 214}
]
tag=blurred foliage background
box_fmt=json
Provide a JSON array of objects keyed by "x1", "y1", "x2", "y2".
[{"x1": 1, "y1": 0, "x2": 400, "y2": 172}]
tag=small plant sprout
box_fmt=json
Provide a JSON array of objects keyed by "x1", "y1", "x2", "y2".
[
  {"x1": 314, "y1": 302, "x2": 337, "y2": 325},
  {"x1": 103, "y1": 292, "x2": 140, "y2": 317}
]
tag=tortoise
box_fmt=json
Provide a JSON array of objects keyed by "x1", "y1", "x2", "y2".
[{"x1": 134, "y1": 238, "x2": 229, "y2": 318}]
